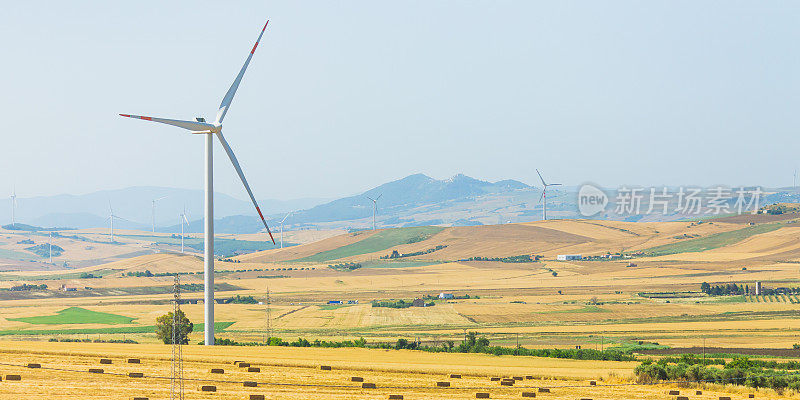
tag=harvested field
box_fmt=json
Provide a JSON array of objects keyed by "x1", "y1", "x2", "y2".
[{"x1": 0, "y1": 341, "x2": 791, "y2": 399}]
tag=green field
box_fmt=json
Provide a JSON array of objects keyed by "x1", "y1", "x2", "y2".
[
  {"x1": 117, "y1": 234, "x2": 284, "y2": 257},
  {"x1": 8, "y1": 307, "x2": 134, "y2": 325},
  {"x1": 640, "y1": 222, "x2": 783, "y2": 256},
  {"x1": 0, "y1": 321, "x2": 234, "y2": 336},
  {"x1": 296, "y1": 226, "x2": 445, "y2": 262}
]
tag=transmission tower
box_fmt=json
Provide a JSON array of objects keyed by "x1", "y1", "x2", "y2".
[
  {"x1": 171, "y1": 274, "x2": 184, "y2": 400},
  {"x1": 264, "y1": 287, "x2": 272, "y2": 343}
]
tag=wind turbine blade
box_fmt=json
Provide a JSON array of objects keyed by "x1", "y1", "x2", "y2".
[
  {"x1": 183, "y1": 215, "x2": 190, "y2": 225},
  {"x1": 550, "y1": 183, "x2": 563, "y2": 186},
  {"x1": 119, "y1": 114, "x2": 216, "y2": 132},
  {"x1": 215, "y1": 132, "x2": 275, "y2": 244},
  {"x1": 155, "y1": 195, "x2": 168, "y2": 202},
  {"x1": 366, "y1": 196, "x2": 375, "y2": 202},
  {"x1": 539, "y1": 189, "x2": 545, "y2": 203},
  {"x1": 536, "y1": 169, "x2": 547, "y2": 186},
  {"x1": 113, "y1": 215, "x2": 133, "y2": 223},
  {"x1": 376, "y1": 194, "x2": 382, "y2": 201},
  {"x1": 215, "y1": 20, "x2": 269, "y2": 124}
]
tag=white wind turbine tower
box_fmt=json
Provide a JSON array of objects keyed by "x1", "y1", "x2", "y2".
[
  {"x1": 120, "y1": 20, "x2": 276, "y2": 346},
  {"x1": 536, "y1": 169, "x2": 561, "y2": 221},
  {"x1": 106, "y1": 202, "x2": 130, "y2": 243},
  {"x1": 279, "y1": 212, "x2": 292, "y2": 249},
  {"x1": 179, "y1": 206, "x2": 190, "y2": 254},
  {"x1": 151, "y1": 196, "x2": 168, "y2": 233},
  {"x1": 9, "y1": 188, "x2": 17, "y2": 229},
  {"x1": 367, "y1": 194, "x2": 382, "y2": 230}
]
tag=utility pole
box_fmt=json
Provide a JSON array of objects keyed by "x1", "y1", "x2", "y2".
[
  {"x1": 264, "y1": 287, "x2": 272, "y2": 343},
  {"x1": 171, "y1": 274, "x2": 184, "y2": 400},
  {"x1": 48, "y1": 232, "x2": 52, "y2": 263},
  {"x1": 703, "y1": 337, "x2": 706, "y2": 366}
]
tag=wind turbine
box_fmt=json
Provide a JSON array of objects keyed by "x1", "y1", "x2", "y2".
[
  {"x1": 9, "y1": 188, "x2": 16, "y2": 229},
  {"x1": 179, "y1": 206, "x2": 190, "y2": 254},
  {"x1": 106, "y1": 202, "x2": 130, "y2": 243},
  {"x1": 151, "y1": 196, "x2": 168, "y2": 233},
  {"x1": 536, "y1": 169, "x2": 561, "y2": 221},
  {"x1": 120, "y1": 20, "x2": 275, "y2": 346},
  {"x1": 366, "y1": 194, "x2": 382, "y2": 230},
  {"x1": 279, "y1": 211, "x2": 292, "y2": 248}
]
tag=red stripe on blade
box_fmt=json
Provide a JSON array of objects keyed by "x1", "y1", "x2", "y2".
[{"x1": 141, "y1": 116, "x2": 152, "y2": 121}]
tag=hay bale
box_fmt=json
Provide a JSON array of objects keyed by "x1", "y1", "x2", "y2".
[
  {"x1": 500, "y1": 380, "x2": 514, "y2": 386},
  {"x1": 100, "y1": 359, "x2": 112, "y2": 365},
  {"x1": 5, "y1": 375, "x2": 21, "y2": 381},
  {"x1": 436, "y1": 381, "x2": 451, "y2": 387},
  {"x1": 233, "y1": 360, "x2": 243, "y2": 365},
  {"x1": 238, "y1": 362, "x2": 251, "y2": 368},
  {"x1": 538, "y1": 388, "x2": 550, "y2": 393},
  {"x1": 320, "y1": 365, "x2": 332, "y2": 371},
  {"x1": 249, "y1": 395, "x2": 265, "y2": 400},
  {"x1": 748, "y1": 395, "x2": 755, "y2": 399},
  {"x1": 668, "y1": 390, "x2": 680, "y2": 395},
  {"x1": 449, "y1": 374, "x2": 462, "y2": 379},
  {"x1": 201, "y1": 386, "x2": 216, "y2": 392},
  {"x1": 128, "y1": 372, "x2": 143, "y2": 378},
  {"x1": 247, "y1": 367, "x2": 261, "y2": 373},
  {"x1": 388, "y1": 396, "x2": 404, "y2": 400},
  {"x1": 243, "y1": 381, "x2": 257, "y2": 387},
  {"x1": 210, "y1": 368, "x2": 224, "y2": 374},
  {"x1": 513, "y1": 376, "x2": 524, "y2": 381},
  {"x1": 522, "y1": 392, "x2": 536, "y2": 397},
  {"x1": 490, "y1": 377, "x2": 501, "y2": 381},
  {"x1": 718, "y1": 397, "x2": 732, "y2": 400},
  {"x1": 677, "y1": 397, "x2": 689, "y2": 400},
  {"x1": 589, "y1": 380, "x2": 597, "y2": 385},
  {"x1": 127, "y1": 358, "x2": 140, "y2": 364},
  {"x1": 351, "y1": 377, "x2": 364, "y2": 382},
  {"x1": 525, "y1": 375, "x2": 533, "y2": 380},
  {"x1": 362, "y1": 382, "x2": 377, "y2": 389},
  {"x1": 88, "y1": 368, "x2": 104, "y2": 373},
  {"x1": 476, "y1": 393, "x2": 490, "y2": 399},
  {"x1": 26, "y1": 363, "x2": 41, "y2": 369},
  {"x1": 132, "y1": 397, "x2": 149, "y2": 400},
  {"x1": 696, "y1": 391, "x2": 703, "y2": 395}
]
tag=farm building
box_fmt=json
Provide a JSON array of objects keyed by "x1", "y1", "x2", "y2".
[
  {"x1": 557, "y1": 254, "x2": 582, "y2": 261},
  {"x1": 438, "y1": 293, "x2": 454, "y2": 299}
]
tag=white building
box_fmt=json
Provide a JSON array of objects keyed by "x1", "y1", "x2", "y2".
[{"x1": 557, "y1": 254, "x2": 582, "y2": 261}]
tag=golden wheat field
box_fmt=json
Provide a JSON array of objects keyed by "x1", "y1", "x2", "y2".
[
  {"x1": 3, "y1": 218, "x2": 800, "y2": 397},
  {"x1": 0, "y1": 341, "x2": 788, "y2": 400}
]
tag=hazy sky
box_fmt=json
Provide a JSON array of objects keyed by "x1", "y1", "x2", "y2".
[{"x1": 1, "y1": 1, "x2": 798, "y2": 201}]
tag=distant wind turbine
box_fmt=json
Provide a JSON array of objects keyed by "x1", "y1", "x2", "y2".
[
  {"x1": 536, "y1": 169, "x2": 561, "y2": 221},
  {"x1": 179, "y1": 206, "x2": 190, "y2": 254},
  {"x1": 367, "y1": 194, "x2": 382, "y2": 230},
  {"x1": 279, "y1": 212, "x2": 292, "y2": 248},
  {"x1": 106, "y1": 202, "x2": 130, "y2": 243},
  {"x1": 151, "y1": 196, "x2": 168, "y2": 233},
  {"x1": 120, "y1": 20, "x2": 275, "y2": 346},
  {"x1": 9, "y1": 188, "x2": 16, "y2": 229}
]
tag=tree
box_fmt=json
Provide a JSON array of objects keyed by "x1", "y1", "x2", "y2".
[{"x1": 155, "y1": 310, "x2": 193, "y2": 345}]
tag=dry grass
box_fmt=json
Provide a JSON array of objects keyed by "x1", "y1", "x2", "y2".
[{"x1": 0, "y1": 341, "x2": 793, "y2": 400}]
